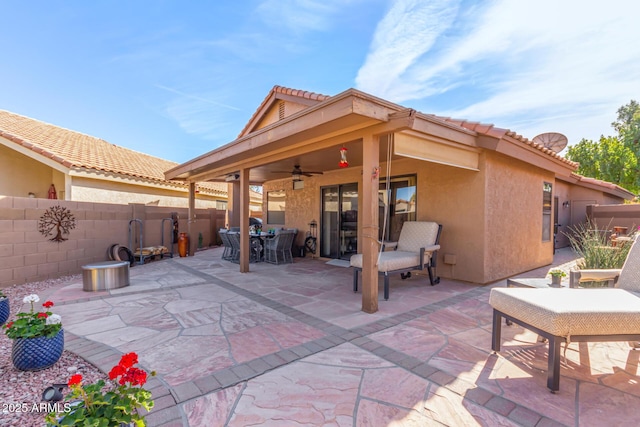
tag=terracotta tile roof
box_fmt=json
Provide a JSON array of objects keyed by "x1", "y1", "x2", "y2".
[
  {"x1": 0, "y1": 110, "x2": 230, "y2": 196},
  {"x1": 426, "y1": 114, "x2": 579, "y2": 168},
  {"x1": 570, "y1": 173, "x2": 636, "y2": 198},
  {"x1": 237, "y1": 85, "x2": 331, "y2": 138},
  {"x1": 239, "y1": 85, "x2": 576, "y2": 169}
]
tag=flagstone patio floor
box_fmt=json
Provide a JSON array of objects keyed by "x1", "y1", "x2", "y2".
[{"x1": 43, "y1": 247, "x2": 639, "y2": 426}]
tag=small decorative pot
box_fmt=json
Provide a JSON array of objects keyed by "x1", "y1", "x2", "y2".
[
  {"x1": 0, "y1": 297, "x2": 9, "y2": 325},
  {"x1": 11, "y1": 328, "x2": 64, "y2": 371},
  {"x1": 551, "y1": 275, "x2": 562, "y2": 287}
]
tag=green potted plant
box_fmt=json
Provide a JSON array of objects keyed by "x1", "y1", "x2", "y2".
[
  {"x1": 549, "y1": 269, "x2": 566, "y2": 287},
  {"x1": 46, "y1": 352, "x2": 155, "y2": 426},
  {"x1": 0, "y1": 289, "x2": 9, "y2": 325},
  {"x1": 3, "y1": 294, "x2": 64, "y2": 370}
]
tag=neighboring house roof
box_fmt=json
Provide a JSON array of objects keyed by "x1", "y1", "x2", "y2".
[{"x1": 0, "y1": 110, "x2": 260, "y2": 199}]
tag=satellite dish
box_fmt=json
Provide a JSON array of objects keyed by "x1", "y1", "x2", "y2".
[{"x1": 532, "y1": 132, "x2": 568, "y2": 153}]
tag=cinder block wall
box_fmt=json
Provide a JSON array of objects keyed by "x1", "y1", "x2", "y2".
[{"x1": 0, "y1": 196, "x2": 221, "y2": 289}]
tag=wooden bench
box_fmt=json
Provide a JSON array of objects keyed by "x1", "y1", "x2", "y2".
[{"x1": 490, "y1": 287, "x2": 640, "y2": 392}]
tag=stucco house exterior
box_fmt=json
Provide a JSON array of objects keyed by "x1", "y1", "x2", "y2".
[
  {"x1": 0, "y1": 110, "x2": 262, "y2": 210},
  {"x1": 166, "y1": 86, "x2": 633, "y2": 313}
]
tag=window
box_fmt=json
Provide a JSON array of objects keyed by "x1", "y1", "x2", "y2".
[
  {"x1": 542, "y1": 182, "x2": 552, "y2": 241},
  {"x1": 378, "y1": 175, "x2": 417, "y2": 242},
  {"x1": 267, "y1": 190, "x2": 286, "y2": 224}
]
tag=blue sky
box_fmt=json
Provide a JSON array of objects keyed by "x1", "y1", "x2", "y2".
[{"x1": 2, "y1": 0, "x2": 639, "y2": 164}]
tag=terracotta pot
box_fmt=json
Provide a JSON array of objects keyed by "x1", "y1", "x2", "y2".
[{"x1": 178, "y1": 233, "x2": 189, "y2": 257}]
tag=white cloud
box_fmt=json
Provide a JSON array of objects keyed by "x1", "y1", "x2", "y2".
[
  {"x1": 356, "y1": 0, "x2": 640, "y2": 145},
  {"x1": 155, "y1": 85, "x2": 241, "y2": 111},
  {"x1": 356, "y1": 0, "x2": 461, "y2": 98},
  {"x1": 256, "y1": 0, "x2": 344, "y2": 33},
  {"x1": 156, "y1": 85, "x2": 241, "y2": 142}
]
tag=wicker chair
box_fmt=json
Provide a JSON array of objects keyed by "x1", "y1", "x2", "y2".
[
  {"x1": 219, "y1": 230, "x2": 233, "y2": 261},
  {"x1": 264, "y1": 230, "x2": 295, "y2": 265},
  {"x1": 250, "y1": 236, "x2": 263, "y2": 263},
  {"x1": 226, "y1": 232, "x2": 241, "y2": 263}
]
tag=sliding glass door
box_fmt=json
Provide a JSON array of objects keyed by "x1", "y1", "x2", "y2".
[
  {"x1": 320, "y1": 176, "x2": 415, "y2": 259},
  {"x1": 321, "y1": 183, "x2": 358, "y2": 259}
]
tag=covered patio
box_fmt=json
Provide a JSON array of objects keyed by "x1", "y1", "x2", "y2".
[
  {"x1": 165, "y1": 86, "x2": 634, "y2": 316},
  {"x1": 36, "y1": 247, "x2": 640, "y2": 426}
]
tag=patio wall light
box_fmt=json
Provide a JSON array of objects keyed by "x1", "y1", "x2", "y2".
[{"x1": 563, "y1": 201, "x2": 570, "y2": 208}]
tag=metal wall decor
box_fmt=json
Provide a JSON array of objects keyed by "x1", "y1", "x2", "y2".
[{"x1": 38, "y1": 205, "x2": 77, "y2": 242}]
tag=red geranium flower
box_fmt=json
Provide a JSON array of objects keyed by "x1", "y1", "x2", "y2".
[
  {"x1": 42, "y1": 301, "x2": 54, "y2": 308},
  {"x1": 119, "y1": 352, "x2": 138, "y2": 369},
  {"x1": 109, "y1": 364, "x2": 126, "y2": 380},
  {"x1": 119, "y1": 367, "x2": 147, "y2": 386},
  {"x1": 5, "y1": 321, "x2": 13, "y2": 329},
  {"x1": 37, "y1": 312, "x2": 48, "y2": 318},
  {"x1": 68, "y1": 374, "x2": 83, "y2": 386}
]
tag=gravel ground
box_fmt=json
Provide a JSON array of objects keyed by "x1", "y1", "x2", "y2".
[{"x1": 0, "y1": 276, "x2": 108, "y2": 427}]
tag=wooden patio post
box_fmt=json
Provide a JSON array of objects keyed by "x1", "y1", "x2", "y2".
[
  {"x1": 188, "y1": 182, "x2": 196, "y2": 256},
  {"x1": 228, "y1": 182, "x2": 241, "y2": 228},
  {"x1": 239, "y1": 168, "x2": 250, "y2": 272},
  {"x1": 361, "y1": 133, "x2": 380, "y2": 313}
]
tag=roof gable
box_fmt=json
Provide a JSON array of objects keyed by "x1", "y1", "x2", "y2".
[{"x1": 237, "y1": 85, "x2": 330, "y2": 138}]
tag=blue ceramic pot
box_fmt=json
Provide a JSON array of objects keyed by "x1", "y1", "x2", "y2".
[
  {"x1": 11, "y1": 328, "x2": 64, "y2": 371},
  {"x1": 0, "y1": 297, "x2": 9, "y2": 325}
]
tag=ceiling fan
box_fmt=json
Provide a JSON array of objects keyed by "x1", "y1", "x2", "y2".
[{"x1": 272, "y1": 165, "x2": 323, "y2": 181}]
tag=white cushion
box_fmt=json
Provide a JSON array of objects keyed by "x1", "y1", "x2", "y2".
[
  {"x1": 396, "y1": 222, "x2": 439, "y2": 253},
  {"x1": 490, "y1": 288, "x2": 640, "y2": 337},
  {"x1": 350, "y1": 249, "x2": 437, "y2": 272}
]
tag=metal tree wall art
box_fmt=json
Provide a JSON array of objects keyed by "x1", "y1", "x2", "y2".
[{"x1": 38, "y1": 205, "x2": 77, "y2": 242}]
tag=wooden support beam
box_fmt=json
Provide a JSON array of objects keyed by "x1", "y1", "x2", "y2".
[
  {"x1": 188, "y1": 182, "x2": 196, "y2": 256},
  {"x1": 361, "y1": 133, "x2": 380, "y2": 313},
  {"x1": 227, "y1": 182, "x2": 241, "y2": 228},
  {"x1": 239, "y1": 168, "x2": 250, "y2": 273}
]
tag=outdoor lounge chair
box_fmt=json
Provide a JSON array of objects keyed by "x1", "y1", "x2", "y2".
[
  {"x1": 569, "y1": 234, "x2": 640, "y2": 293},
  {"x1": 350, "y1": 221, "x2": 442, "y2": 300},
  {"x1": 490, "y1": 287, "x2": 640, "y2": 392},
  {"x1": 490, "y1": 236, "x2": 640, "y2": 392}
]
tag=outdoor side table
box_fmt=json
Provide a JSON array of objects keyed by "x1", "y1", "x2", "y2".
[
  {"x1": 507, "y1": 277, "x2": 564, "y2": 289},
  {"x1": 82, "y1": 261, "x2": 130, "y2": 291}
]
